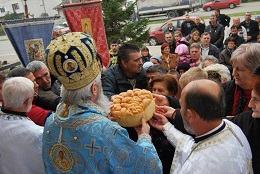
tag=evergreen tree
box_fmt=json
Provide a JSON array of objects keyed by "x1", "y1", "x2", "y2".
[{"x1": 102, "y1": 0, "x2": 149, "y2": 47}]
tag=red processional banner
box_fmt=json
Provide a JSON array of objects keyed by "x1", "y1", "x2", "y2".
[{"x1": 62, "y1": 0, "x2": 110, "y2": 67}]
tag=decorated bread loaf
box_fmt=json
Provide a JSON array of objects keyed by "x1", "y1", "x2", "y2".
[{"x1": 111, "y1": 89, "x2": 155, "y2": 127}]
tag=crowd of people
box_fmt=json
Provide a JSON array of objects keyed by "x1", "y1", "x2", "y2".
[{"x1": 0, "y1": 10, "x2": 259, "y2": 174}]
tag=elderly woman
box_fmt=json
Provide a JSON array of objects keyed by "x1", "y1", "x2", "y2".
[
  {"x1": 233, "y1": 66, "x2": 260, "y2": 173},
  {"x1": 151, "y1": 74, "x2": 178, "y2": 97},
  {"x1": 160, "y1": 43, "x2": 179, "y2": 71},
  {"x1": 223, "y1": 43, "x2": 260, "y2": 116},
  {"x1": 200, "y1": 55, "x2": 219, "y2": 69}
]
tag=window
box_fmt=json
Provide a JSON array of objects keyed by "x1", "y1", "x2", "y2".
[
  {"x1": 12, "y1": 3, "x2": 19, "y2": 10},
  {"x1": 0, "y1": 7, "x2": 5, "y2": 13}
]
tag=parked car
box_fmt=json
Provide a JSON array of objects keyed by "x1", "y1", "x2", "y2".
[
  {"x1": 148, "y1": 16, "x2": 205, "y2": 46},
  {"x1": 202, "y1": 0, "x2": 240, "y2": 11},
  {"x1": 52, "y1": 25, "x2": 70, "y2": 39}
]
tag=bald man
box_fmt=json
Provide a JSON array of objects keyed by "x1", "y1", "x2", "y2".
[{"x1": 150, "y1": 79, "x2": 253, "y2": 173}]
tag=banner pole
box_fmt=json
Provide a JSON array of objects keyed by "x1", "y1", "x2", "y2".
[{"x1": 24, "y1": 0, "x2": 29, "y2": 18}]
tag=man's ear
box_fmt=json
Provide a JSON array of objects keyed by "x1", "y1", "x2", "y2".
[
  {"x1": 91, "y1": 83, "x2": 98, "y2": 97},
  {"x1": 23, "y1": 98, "x2": 31, "y2": 107},
  {"x1": 121, "y1": 60, "x2": 127, "y2": 68},
  {"x1": 186, "y1": 109, "x2": 197, "y2": 122},
  {"x1": 23, "y1": 97, "x2": 33, "y2": 111}
]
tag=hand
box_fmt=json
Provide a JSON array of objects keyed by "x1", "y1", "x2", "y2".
[
  {"x1": 153, "y1": 93, "x2": 170, "y2": 106},
  {"x1": 149, "y1": 113, "x2": 169, "y2": 131},
  {"x1": 134, "y1": 116, "x2": 150, "y2": 137},
  {"x1": 109, "y1": 114, "x2": 116, "y2": 121},
  {"x1": 156, "y1": 105, "x2": 176, "y2": 119},
  {"x1": 247, "y1": 36, "x2": 252, "y2": 41}
]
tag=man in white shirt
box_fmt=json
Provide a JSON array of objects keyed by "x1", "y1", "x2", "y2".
[
  {"x1": 150, "y1": 79, "x2": 252, "y2": 174},
  {"x1": 225, "y1": 17, "x2": 247, "y2": 42}
]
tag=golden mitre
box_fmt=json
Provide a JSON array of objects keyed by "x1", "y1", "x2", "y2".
[{"x1": 45, "y1": 32, "x2": 100, "y2": 90}]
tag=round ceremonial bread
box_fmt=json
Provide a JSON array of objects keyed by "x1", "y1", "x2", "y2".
[{"x1": 111, "y1": 89, "x2": 155, "y2": 127}]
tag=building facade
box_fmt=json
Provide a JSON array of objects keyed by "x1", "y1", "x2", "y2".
[{"x1": 0, "y1": 0, "x2": 62, "y2": 19}]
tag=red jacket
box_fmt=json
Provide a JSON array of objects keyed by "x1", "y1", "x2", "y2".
[{"x1": 26, "y1": 104, "x2": 52, "y2": 126}]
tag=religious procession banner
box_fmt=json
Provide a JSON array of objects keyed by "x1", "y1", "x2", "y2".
[
  {"x1": 1, "y1": 18, "x2": 55, "y2": 67},
  {"x1": 62, "y1": 0, "x2": 110, "y2": 67}
]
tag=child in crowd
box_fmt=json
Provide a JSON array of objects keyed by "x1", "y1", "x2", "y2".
[{"x1": 174, "y1": 31, "x2": 189, "y2": 47}]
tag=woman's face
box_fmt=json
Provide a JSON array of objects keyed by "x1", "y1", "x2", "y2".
[
  {"x1": 162, "y1": 46, "x2": 170, "y2": 55},
  {"x1": 174, "y1": 35, "x2": 181, "y2": 41},
  {"x1": 232, "y1": 60, "x2": 253, "y2": 89},
  {"x1": 228, "y1": 41, "x2": 236, "y2": 50},
  {"x1": 248, "y1": 90, "x2": 260, "y2": 118},
  {"x1": 141, "y1": 50, "x2": 149, "y2": 57},
  {"x1": 152, "y1": 81, "x2": 171, "y2": 96},
  {"x1": 192, "y1": 34, "x2": 200, "y2": 41}
]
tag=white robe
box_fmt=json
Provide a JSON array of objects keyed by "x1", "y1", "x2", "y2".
[
  {"x1": 163, "y1": 119, "x2": 253, "y2": 174},
  {"x1": 0, "y1": 114, "x2": 45, "y2": 174}
]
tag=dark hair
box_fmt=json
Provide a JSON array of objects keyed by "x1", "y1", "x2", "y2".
[
  {"x1": 215, "y1": 9, "x2": 220, "y2": 13},
  {"x1": 207, "y1": 70, "x2": 222, "y2": 83},
  {"x1": 8, "y1": 67, "x2": 31, "y2": 78},
  {"x1": 96, "y1": 53, "x2": 103, "y2": 66},
  {"x1": 185, "y1": 84, "x2": 226, "y2": 120},
  {"x1": 110, "y1": 39, "x2": 119, "y2": 45},
  {"x1": 146, "y1": 65, "x2": 167, "y2": 74},
  {"x1": 226, "y1": 36, "x2": 237, "y2": 45},
  {"x1": 151, "y1": 74, "x2": 178, "y2": 96},
  {"x1": 117, "y1": 44, "x2": 140, "y2": 65},
  {"x1": 231, "y1": 25, "x2": 239, "y2": 30},
  {"x1": 252, "y1": 66, "x2": 260, "y2": 96}
]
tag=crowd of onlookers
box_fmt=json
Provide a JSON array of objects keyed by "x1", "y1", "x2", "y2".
[
  {"x1": 0, "y1": 10, "x2": 259, "y2": 174},
  {"x1": 102, "y1": 10, "x2": 260, "y2": 173}
]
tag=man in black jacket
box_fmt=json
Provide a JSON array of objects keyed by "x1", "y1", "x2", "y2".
[
  {"x1": 102, "y1": 43, "x2": 148, "y2": 142},
  {"x1": 165, "y1": 31, "x2": 176, "y2": 54},
  {"x1": 102, "y1": 43, "x2": 147, "y2": 99},
  {"x1": 200, "y1": 32, "x2": 220, "y2": 59},
  {"x1": 181, "y1": 14, "x2": 196, "y2": 37},
  {"x1": 240, "y1": 12, "x2": 259, "y2": 43},
  {"x1": 194, "y1": 16, "x2": 205, "y2": 36},
  {"x1": 205, "y1": 15, "x2": 225, "y2": 51},
  {"x1": 215, "y1": 9, "x2": 230, "y2": 29}
]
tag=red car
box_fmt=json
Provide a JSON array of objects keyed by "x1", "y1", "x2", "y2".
[
  {"x1": 148, "y1": 16, "x2": 205, "y2": 46},
  {"x1": 203, "y1": 0, "x2": 240, "y2": 11},
  {"x1": 52, "y1": 25, "x2": 70, "y2": 39}
]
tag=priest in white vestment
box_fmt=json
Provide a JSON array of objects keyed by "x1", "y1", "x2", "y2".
[
  {"x1": 0, "y1": 77, "x2": 45, "y2": 174},
  {"x1": 150, "y1": 79, "x2": 253, "y2": 174}
]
